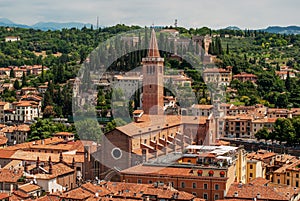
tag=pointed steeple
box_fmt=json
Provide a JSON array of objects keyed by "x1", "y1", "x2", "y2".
[{"x1": 147, "y1": 29, "x2": 160, "y2": 58}]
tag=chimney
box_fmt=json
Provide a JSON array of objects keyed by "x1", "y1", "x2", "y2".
[
  {"x1": 36, "y1": 157, "x2": 40, "y2": 168},
  {"x1": 172, "y1": 140, "x2": 176, "y2": 152},
  {"x1": 59, "y1": 152, "x2": 63, "y2": 162},
  {"x1": 133, "y1": 110, "x2": 144, "y2": 123},
  {"x1": 155, "y1": 150, "x2": 158, "y2": 158},
  {"x1": 181, "y1": 134, "x2": 184, "y2": 152},
  {"x1": 72, "y1": 157, "x2": 75, "y2": 169},
  {"x1": 49, "y1": 161, "x2": 53, "y2": 175},
  {"x1": 164, "y1": 147, "x2": 168, "y2": 155},
  {"x1": 24, "y1": 161, "x2": 28, "y2": 173},
  {"x1": 142, "y1": 149, "x2": 148, "y2": 163},
  {"x1": 256, "y1": 193, "x2": 261, "y2": 199}
]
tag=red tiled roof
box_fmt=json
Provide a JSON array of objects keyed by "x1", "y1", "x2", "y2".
[
  {"x1": 114, "y1": 114, "x2": 207, "y2": 137},
  {"x1": 0, "y1": 168, "x2": 23, "y2": 183},
  {"x1": 18, "y1": 183, "x2": 41, "y2": 193},
  {"x1": 233, "y1": 73, "x2": 257, "y2": 78},
  {"x1": 227, "y1": 183, "x2": 292, "y2": 200},
  {"x1": 60, "y1": 188, "x2": 92, "y2": 200},
  {"x1": 12, "y1": 190, "x2": 31, "y2": 199},
  {"x1": 203, "y1": 68, "x2": 231, "y2": 73},
  {"x1": 249, "y1": 177, "x2": 270, "y2": 186},
  {"x1": 54, "y1": 132, "x2": 74, "y2": 136},
  {"x1": 0, "y1": 135, "x2": 8, "y2": 145},
  {"x1": 27, "y1": 163, "x2": 74, "y2": 180},
  {"x1": 192, "y1": 104, "x2": 213, "y2": 110},
  {"x1": 0, "y1": 193, "x2": 9, "y2": 200},
  {"x1": 35, "y1": 195, "x2": 60, "y2": 201}
]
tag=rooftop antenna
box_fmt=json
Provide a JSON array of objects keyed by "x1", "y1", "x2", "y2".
[{"x1": 96, "y1": 16, "x2": 99, "y2": 29}]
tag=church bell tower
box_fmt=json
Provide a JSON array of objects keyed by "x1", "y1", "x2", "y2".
[{"x1": 142, "y1": 29, "x2": 164, "y2": 115}]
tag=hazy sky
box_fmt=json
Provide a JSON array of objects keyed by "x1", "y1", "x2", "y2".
[{"x1": 1, "y1": 0, "x2": 299, "y2": 29}]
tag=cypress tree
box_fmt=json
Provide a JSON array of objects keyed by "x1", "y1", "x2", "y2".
[
  {"x1": 21, "y1": 72, "x2": 27, "y2": 87},
  {"x1": 13, "y1": 79, "x2": 20, "y2": 90},
  {"x1": 10, "y1": 69, "x2": 15, "y2": 78},
  {"x1": 285, "y1": 71, "x2": 291, "y2": 91},
  {"x1": 226, "y1": 43, "x2": 229, "y2": 54}
]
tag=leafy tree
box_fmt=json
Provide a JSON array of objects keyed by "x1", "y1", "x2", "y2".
[
  {"x1": 105, "y1": 118, "x2": 127, "y2": 133},
  {"x1": 28, "y1": 118, "x2": 73, "y2": 141},
  {"x1": 271, "y1": 118, "x2": 296, "y2": 145},
  {"x1": 255, "y1": 127, "x2": 269, "y2": 141},
  {"x1": 292, "y1": 117, "x2": 300, "y2": 143},
  {"x1": 75, "y1": 118, "x2": 103, "y2": 142},
  {"x1": 275, "y1": 93, "x2": 289, "y2": 108}
]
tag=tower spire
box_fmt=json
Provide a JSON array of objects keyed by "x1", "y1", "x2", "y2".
[{"x1": 147, "y1": 29, "x2": 160, "y2": 58}]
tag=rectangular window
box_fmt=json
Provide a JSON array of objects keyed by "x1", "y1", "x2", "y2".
[
  {"x1": 214, "y1": 194, "x2": 219, "y2": 200},
  {"x1": 250, "y1": 173, "x2": 253, "y2": 178},
  {"x1": 137, "y1": 179, "x2": 142, "y2": 184},
  {"x1": 278, "y1": 179, "x2": 280, "y2": 184},
  {"x1": 296, "y1": 181, "x2": 299, "y2": 187},
  {"x1": 215, "y1": 184, "x2": 219, "y2": 190},
  {"x1": 148, "y1": 180, "x2": 152, "y2": 184},
  {"x1": 181, "y1": 182, "x2": 185, "y2": 188},
  {"x1": 297, "y1": 174, "x2": 299, "y2": 178},
  {"x1": 250, "y1": 164, "x2": 253, "y2": 169},
  {"x1": 287, "y1": 172, "x2": 290, "y2": 177},
  {"x1": 287, "y1": 179, "x2": 290, "y2": 185},
  {"x1": 204, "y1": 183, "x2": 208, "y2": 189},
  {"x1": 192, "y1": 183, "x2": 197, "y2": 189},
  {"x1": 203, "y1": 193, "x2": 208, "y2": 200}
]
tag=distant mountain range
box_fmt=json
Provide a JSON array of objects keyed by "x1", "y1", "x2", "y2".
[
  {"x1": 263, "y1": 26, "x2": 300, "y2": 34},
  {"x1": 224, "y1": 26, "x2": 241, "y2": 31},
  {"x1": 1, "y1": 18, "x2": 300, "y2": 34},
  {"x1": 223, "y1": 25, "x2": 300, "y2": 34},
  {"x1": 0, "y1": 18, "x2": 94, "y2": 30}
]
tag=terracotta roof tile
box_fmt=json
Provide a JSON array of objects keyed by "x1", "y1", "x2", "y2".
[
  {"x1": 60, "y1": 188, "x2": 92, "y2": 200},
  {"x1": 54, "y1": 132, "x2": 74, "y2": 136},
  {"x1": 249, "y1": 177, "x2": 270, "y2": 186},
  {"x1": 227, "y1": 183, "x2": 291, "y2": 200},
  {"x1": 115, "y1": 114, "x2": 207, "y2": 137},
  {"x1": 0, "y1": 135, "x2": 8, "y2": 145},
  {"x1": 35, "y1": 195, "x2": 60, "y2": 201},
  {"x1": 9, "y1": 150, "x2": 84, "y2": 164},
  {"x1": 27, "y1": 163, "x2": 74, "y2": 180},
  {"x1": 18, "y1": 183, "x2": 41, "y2": 193},
  {"x1": 12, "y1": 190, "x2": 31, "y2": 199},
  {"x1": 192, "y1": 104, "x2": 214, "y2": 110},
  {"x1": 0, "y1": 168, "x2": 23, "y2": 183},
  {"x1": 0, "y1": 193, "x2": 9, "y2": 200}
]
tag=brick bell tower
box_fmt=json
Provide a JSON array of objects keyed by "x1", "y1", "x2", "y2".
[{"x1": 142, "y1": 29, "x2": 164, "y2": 115}]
